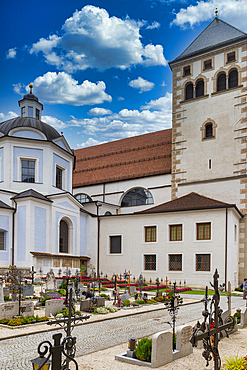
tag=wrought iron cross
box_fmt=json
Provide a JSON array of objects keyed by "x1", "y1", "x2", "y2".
[
  {"x1": 190, "y1": 269, "x2": 235, "y2": 370},
  {"x1": 30, "y1": 266, "x2": 36, "y2": 284}
]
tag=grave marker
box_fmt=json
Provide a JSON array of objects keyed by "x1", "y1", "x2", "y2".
[
  {"x1": 151, "y1": 331, "x2": 173, "y2": 367},
  {"x1": 0, "y1": 282, "x2": 4, "y2": 304},
  {"x1": 45, "y1": 299, "x2": 64, "y2": 317},
  {"x1": 176, "y1": 325, "x2": 193, "y2": 357}
]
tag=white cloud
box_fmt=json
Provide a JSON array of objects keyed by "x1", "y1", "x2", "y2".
[
  {"x1": 129, "y1": 77, "x2": 155, "y2": 93},
  {"x1": 171, "y1": 0, "x2": 247, "y2": 31},
  {"x1": 0, "y1": 111, "x2": 18, "y2": 121},
  {"x1": 29, "y1": 5, "x2": 167, "y2": 72},
  {"x1": 29, "y1": 71, "x2": 112, "y2": 106},
  {"x1": 118, "y1": 97, "x2": 124, "y2": 101},
  {"x1": 88, "y1": 107, "x2": 112, "y2": 116},
  {"x1": 77, "y1": 137, "x2": 107, "y2": 148},
  {"x1": 6, "y1": 47, "x2": 17, "y2": 59},
  {"x1": 42, "y1": 115, "x2": 67, "y2": 130},
  {"x1": 67, "y1": 92, "x2": 172, "y2": 146},
  {"x1": 146, "y1": 21, "x2": 160, "y2": 30},
  {"x1": 13, "y1": 83, "x2": 25, "y2": 95}
]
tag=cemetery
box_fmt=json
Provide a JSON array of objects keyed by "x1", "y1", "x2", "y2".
[{"x1": 0, "y1": 265, "x2": 247, "y2": 370}]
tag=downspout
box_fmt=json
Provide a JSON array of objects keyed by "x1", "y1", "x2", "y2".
[
  {"x1": 225, "y1": 207, "x2": 228, "y2": 290},
  {"x1": 96, "y1": 203, "x2": 100, "y2": 277},
  {"x1": 12, "y1": 199, "x2": 17, "y2": 266}
]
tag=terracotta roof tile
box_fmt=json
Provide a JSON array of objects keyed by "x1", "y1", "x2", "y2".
[
  {"x1": 136, "y1": 192, "x2": 240, "y2": 214},
  {"x1": 73, "y1": 129, "x2": 172, "y2": 187}
]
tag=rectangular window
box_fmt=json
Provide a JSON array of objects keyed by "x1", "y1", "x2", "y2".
[
  {"x1": 21, "y1": 160, "x2": 35, "y2": 183},
  {"x1": 110, "y1": 236, "x2": 122, "y2": 254},
  {"x1": 183, "y1": 65, "x2": 191, "y2": 76},
  {"x1": 196, "y1": 254, "x2": 210, "y2": 271},
  {"x1": 56, "y1": 167, "x2": 63, "y2": 189},
  {"x1": 21, "y1": 107, "x2": 25, "y2": 117},
  {"x1": 36, "y1": 109, "x2": 40, "y2": 120},
  {"x1": 227, "y1": 52, "x2": 235, "y2": 63},
  {"x1": 169, "y1": 224, "x2": 182, "y2": 241},
  {"x1": 234, "y1": 225, "x2": 237, "y2": 243},
  {"x1": 169, "y1": 254, "x2": 182, "y2": 271},
  {"x1": 203, "y1": 59, "x2": 212, "y2": 70},
  {"x1": 144, "y1": 255, "x2": 156, "y2": 270},
  {"x1": 28, "y1": 106, "x2": 33, "y2": 117},
  {"x1": 145, "y1": 226, "x2": 156, "y2": 242},
  {"x1": 0, "y1": 231, "x2": 6, "y2": 251},
  {"x1": 197, "y1": 222, "x2": 211, "y2": 240}
]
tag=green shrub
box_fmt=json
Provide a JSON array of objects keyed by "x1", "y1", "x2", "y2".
[
  {"x1": 136, "y1": 299, "x2": 144, "y2": 304},
  {"x1": 4, "y1": 295, "x2": 11, "y2": 301},
  {"x1": 59, "y1": 281, "x2": 67, "y2": 289},
  {"x1": 40, "y1": 296, "x2": 53, "y2": 306},
  {"x1": 122, "y1": 299, "x2": 131, "y2": 307},
  {"x1": 135, "y1": 338, "x2": 152, "y2": 362},
  {"x1": 57, "y1": 289, "x2": 66, "y2": 296},
  {"x1": 235, "y1": 287, "x2": 243, "y2": 292},
  {"x1": 223, "y1": 355, "x2": 247, "y2": 369},
  {"x1": 100, "y1": 293, "x2": 108, "y2": 297}
]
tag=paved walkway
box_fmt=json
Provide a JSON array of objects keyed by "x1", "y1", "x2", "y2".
[{"x1": 0, "y1": 294, "x2": 244, "y2": 370}]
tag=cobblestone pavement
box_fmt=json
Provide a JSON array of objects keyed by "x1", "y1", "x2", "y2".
[{"x1": 0, "y1": 295, "x2": 244, "y2": 370}]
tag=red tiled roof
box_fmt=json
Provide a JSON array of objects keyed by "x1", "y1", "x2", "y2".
[
  {"x1": 73, "y1": 129, "x2": 172, "y2": 187},
  {"x1": 136, "y1": 192, "x2": 241, "y2": 215}
]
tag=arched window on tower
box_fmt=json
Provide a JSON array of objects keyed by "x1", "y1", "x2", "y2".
[
  {"x1": 195, "y1": 79, "x2": 204, "y2": 98},
  {"x1": 228, "y1": 69, "x2": 238, "y2": 89},
  {"x1": 59, "y1": 220, "x2": 69, "y2": 253},
  {"x1": 205, "y1": 123, "x2": 213, "y2": 138},
  {"x1": 121, "y1": 188, "x2": 154, "y2": 207},
  {"x1": 217, "y1": 72, "x2": 226, "y2": 91},
  {"x1": 185, "y1": 82, "x2": 193, "y2": 100}
]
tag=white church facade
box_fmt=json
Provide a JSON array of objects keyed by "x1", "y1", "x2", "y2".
[{"x1": 0, "y1": 16, "x2": 247, "y2": 288}]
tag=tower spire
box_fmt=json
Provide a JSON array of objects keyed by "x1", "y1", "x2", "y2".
[
  {"x1": 29, "y1": 83, "x2": 33, "y2": 94},
  {"x1": 215, "y1": 8, "x2": 218, "y2": 18}
]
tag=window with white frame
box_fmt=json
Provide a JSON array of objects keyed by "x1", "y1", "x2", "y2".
[
  {"x1": 21, "y1": 159, "x2": 35, "y2": 183},
  {"x1": 169, "y1": 254, "x2": 182, "y2": 271},
  {"x1": 196, "y1": 222, "x2": 211, "y2": 240},
  {"x1": 56, "y1": 166, "x2": 63, "y2": 189},
  {"x1": 144, "y1": 254, "x2": 156, "y2": 270},
  {"x1": 169, "y1": 224, "x2": 182, "y2": 241},
  {"x1": 0, "y1": 230, "x2": 6, "y2": 251},
  {"x1": 196, "y1": 254, "x2": 211, "y2": 271},
  {"x1": 144, "y1": 226, "x2": 156, "y2": 242},
  {"x1": 109, "y1": 235, "x2": 122, "y2": 254}
]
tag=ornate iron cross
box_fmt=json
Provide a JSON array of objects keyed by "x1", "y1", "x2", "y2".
[{"x1": 190, "y1": 269, "x2": 235, "y2": 370}]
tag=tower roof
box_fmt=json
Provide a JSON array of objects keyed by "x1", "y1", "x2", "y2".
[{"x1": 170, "y1": 18, "x2": 247, "y2": 65}]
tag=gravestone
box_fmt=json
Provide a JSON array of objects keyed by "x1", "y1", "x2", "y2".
[
  {"x1": 0, "y1": 302, "x2": 19, "y2": 320},
  {"x1": 151, "y1": 331, "x2": 173, "y2": 367},
  {"x1": 80, "y1": 299, "x2": 91, "y2": 312},
  {"x1": 129, "y1": 286, "x2": 136, "y2": 294},
  {"x1": 45, "y1": 291, "x2": 61, "y2": 298},
  {"x1": 3, "y1": 287, "x2": 9, "y2": 296},
  {"x1": 34, "y1": 277, "x2": 41, "y2": 284},
  {"x1": 45, "y1": 299, "x2": 64, "y2": 317},
  {"x1": 22, "y1": 301, "x2": 34, "y2": 317},
  {"x1": 56, "y1": 279, "x2": 63, "y2": 289},
  {"x1": 94, "y1": 297, "x2": 105, "y2": 306},
  {"x1": 176, "y1": 325, "x2": 193, "y2": 358},
  {"x1": 120, "y1": 293, "x2": 129, "y2": 303},
  {"x1": 45, "y1": 270, "x2": 56, "y2": 290},
  {"x1": 0, "y1": 283, "x2": 4, "y2": 304},
  {"x1": 22, "y1": 285, "x2": 34, "y2": 297},
  {"x1": 241, "y1": 306, "x2": 247, "y2": 327}
]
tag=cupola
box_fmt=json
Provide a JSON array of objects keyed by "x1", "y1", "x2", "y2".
[{"x1": 18, "y1": 84, "x2": 43, "y2": 120}]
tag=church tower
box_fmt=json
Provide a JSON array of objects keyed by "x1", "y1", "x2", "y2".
[{"x1": 169, "y1": 13, "x2": 247, "y2": 282}]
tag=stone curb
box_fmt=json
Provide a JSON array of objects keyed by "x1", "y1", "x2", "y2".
[{"x1": 0, "y1": 299, "x2": 201, "y2": 341}]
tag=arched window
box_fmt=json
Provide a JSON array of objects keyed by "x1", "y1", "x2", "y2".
[
  {"x1": 59, "y1": 220, "x2": 69, "y2": 253},
  {"x1": 217, "y1": 72, "x2": 226, "y2": 91},
  {"x1": 195, "y1": 79, "x2": 204, "y2": 98},
  {"x1": 104, "y1": 211, "x2": 112, "y2": 216},
  {"x1": 121, "y1": 188, "x2": 153, "y2": 207},
  {"x1": 185, "y1": 82, "x2": 193, "y2": 100},
  {"x1": 228, "y1": 69, "x2": 238, "y2": 89},
  {"x1": 75, "y1": 193, "x2": 92, "y2": 204},
  {"x1": 205, "y1": 123, "x2": 213, "y2": 138}
]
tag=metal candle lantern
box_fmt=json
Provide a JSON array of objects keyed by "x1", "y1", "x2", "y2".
[
  {"x1": 31, "y1": 355, "x2": 51, "y2": 370},
  {"x1": 128, "y1": 338, "x2": 136, "y2": 351}
]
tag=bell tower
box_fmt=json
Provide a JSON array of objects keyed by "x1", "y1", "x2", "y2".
[{"x1": 18, "y1": 83, "x2": 43, "y2": 120}]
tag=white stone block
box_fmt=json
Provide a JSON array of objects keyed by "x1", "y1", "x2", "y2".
[
  {"x1": 151, "y1": 331, "x2": 173, "y2": 368},
  {"x1": 176, "y1": 325, "x2": 193, "y2": 358},
  {"x1": 0, "y1": 302, "x2": 19, "y2": 320},
  {"x1": 241, "y1": 307, "x2": 247, "y2": 327},
  {"x1": 45, "y1": 299, "x2": 64, "y2": 317}
]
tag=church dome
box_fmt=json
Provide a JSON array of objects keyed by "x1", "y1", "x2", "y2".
[{"x1": 0, "y1": 116, "x2": 61, "y2": 141}]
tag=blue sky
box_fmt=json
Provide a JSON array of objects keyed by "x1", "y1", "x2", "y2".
[{"x1": 1, "y1": 0, "x2": 246, "y2": 149}]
